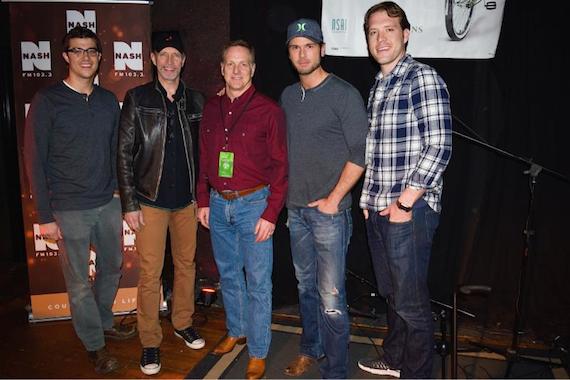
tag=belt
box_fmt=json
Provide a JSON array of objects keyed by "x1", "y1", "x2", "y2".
[{"x1": 218, "y1": 184, "x2": 266, "y2": 201}]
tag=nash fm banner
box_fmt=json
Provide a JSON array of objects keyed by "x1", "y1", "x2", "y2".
[
  {"x1": 7, "y1": 0, "x2": 152, "y2": 321},
  {"x1": 322, "y1": 0, "x2": 505, "y2": 59}
]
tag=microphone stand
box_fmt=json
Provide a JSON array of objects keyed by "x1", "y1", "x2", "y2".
[
  {"x1": 452, "y1": 116, "x2": 569, "y2": 184},
  {"x1": 451, "y1": 115, "x2": 569, "y2": 377},
  {"x1": 346, "y1": 268, "x2": 382, "y2": 319}
]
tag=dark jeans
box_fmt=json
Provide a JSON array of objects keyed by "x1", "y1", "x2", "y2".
[{"x1": 366, "y1": 204, "x2": 440, "y2": 379}]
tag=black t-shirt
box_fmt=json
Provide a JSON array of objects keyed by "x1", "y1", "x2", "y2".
[{"x1": 139, "y1": 82, "x2": 192, "y2": 210}]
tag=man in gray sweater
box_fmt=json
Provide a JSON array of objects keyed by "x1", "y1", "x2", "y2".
[
  {"x1": 280, "y1": 18, "x2": 368, "y2": 379},
  {"x1": 24, "y1": 26, "x2": 133, "y2": 375}
]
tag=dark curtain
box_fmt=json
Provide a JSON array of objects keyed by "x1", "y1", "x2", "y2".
[
  {"x1": 230, "y1": 0, "x2": 570, "y2": 341},
  {"x1": 0, "y1": 3, "x2": 25, "y2": 263}
]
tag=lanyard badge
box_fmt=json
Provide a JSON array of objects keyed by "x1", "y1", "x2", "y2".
[{"x1": 218, "y1": 151, "x2": 234, "y2": 178}]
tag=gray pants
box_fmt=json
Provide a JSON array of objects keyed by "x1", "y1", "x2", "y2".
[{"x1": 54, "y1": 197, "x2": 123, "y2": 351}]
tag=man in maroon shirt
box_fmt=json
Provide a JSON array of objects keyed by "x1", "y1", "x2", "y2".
[{"x1": 196, "y1": 40, "x2": 288, "y2": 379}]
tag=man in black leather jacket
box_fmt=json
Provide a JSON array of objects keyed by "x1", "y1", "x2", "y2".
[{"x1": 117, "y1": 30, "x2": 205, "y2": 376}]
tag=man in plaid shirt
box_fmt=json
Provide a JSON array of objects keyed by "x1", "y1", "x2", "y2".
[{"x1": 357, "y1": 2, "x2": 452, "y2": 379}]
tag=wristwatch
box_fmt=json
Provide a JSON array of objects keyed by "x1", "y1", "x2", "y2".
[{"x1": 396, "y1": 200, "x2": 413, "y2": 212}]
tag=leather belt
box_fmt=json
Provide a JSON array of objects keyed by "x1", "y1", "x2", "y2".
[{"x1": 218, "y1": 184, "x2": 266, "y2": 201}]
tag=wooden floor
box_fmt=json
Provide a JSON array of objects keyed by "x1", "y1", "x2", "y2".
[
  {"x1": 0, "y1": 262, "x2": 228, "y2": 379},
  {"x1": 0, "y1": 261, "x2": 560, "y2": 378}
]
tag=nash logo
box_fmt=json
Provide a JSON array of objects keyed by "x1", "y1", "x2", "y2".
[
  {"x1": 123, "y1": 220, "x2": 136, "y2": 248},
  {"x1": 66, "y1": 10, "x2": 96, "y2": 32},
  {"x1": 33, "y1": 223, "x2": 59, "y2": 253},
  {"x1": 331, "y1": 18, "x2": 347, "y2": 33},
  {"x1": 296, "y1": 23, "x2": 306, "y2": 32},
  {"x1": 113, "y1": 41, "x2": 144, "y2": 75},
  {"x1": 21, "y1": 41, "x2": 52, "y2": 78}
]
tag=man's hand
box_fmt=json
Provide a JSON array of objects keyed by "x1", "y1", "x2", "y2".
[
  {"x1": 197, "y1": 207, "x2": 210, "y2": 229},
  {"x1": 124, "y1": 210, "x2": 145, "y2": 232},
  {"x1": 362, "y1": 209, "x2": 369, "y2": 220},
  {"x1": 308, "y1": 197, "x2": 339, "y2": 215},
  {"x1": 40, "y1": 222, "x2": 62, "y2": 241},
  {"x1": 255, "y1": 218, "x2": 275, "y2": 242},
  {"x1": 379, "y1": 201, "x2": 412, "y2": 223}
]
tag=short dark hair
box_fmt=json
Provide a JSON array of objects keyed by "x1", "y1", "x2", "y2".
[
  {"x1": 62, "y1": 26, "x2": 101, "y2": 52},
  {"x1": 363, "y1": 1, "x2": 411, "y2": 35},
  {"x1": 221, "y1": 40, "x2": 255, "y2": 65}
]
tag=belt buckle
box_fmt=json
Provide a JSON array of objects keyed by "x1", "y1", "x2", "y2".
[{"x1": 220, "y1": 190, "x2": 237, "y2": 200}]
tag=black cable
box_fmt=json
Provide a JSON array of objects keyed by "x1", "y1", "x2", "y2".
[
  {"x1": 191, "y1": 307, "x2": 210, "y2": 327},
  {"x1": 117, "y1": 307, "x2": 137, "y2": 328},
  {"x1": 351, "y1": 318, "x2": 383, "y2": 359},
  {"x1": 457, "y1": 363, "x2": 471, "y2": 378}
]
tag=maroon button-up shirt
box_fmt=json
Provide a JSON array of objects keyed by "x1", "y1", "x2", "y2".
[{"x1": 197, "y1": 85, "x2": 288, "y2": 224}]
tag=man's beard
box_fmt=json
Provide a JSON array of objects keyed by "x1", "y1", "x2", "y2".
[{"x1": 297, "y1": 62, "x2": 321, "y2": 76}]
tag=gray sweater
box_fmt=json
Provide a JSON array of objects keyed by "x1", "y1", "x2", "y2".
[
  {"x1": 24, "y1": 81, "x2": 120, "y2": 224},
  {"x1": 280, "y1": 74, "x2": 368, "y2": 210}
]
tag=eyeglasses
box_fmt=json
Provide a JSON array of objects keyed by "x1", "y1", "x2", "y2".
[{"x1": 66, "y1": 47, "x2": 100, "y2": 57}]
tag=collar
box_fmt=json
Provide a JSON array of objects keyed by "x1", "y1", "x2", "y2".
[
  {"x1": 223, "y1": 84, "x2": 256, "y2": 107},
  {"x1": 62, "y1": 80, "x2": 96, "y2": 97},
  {"x1": 375, "y1": 53, "x2": 413, "y2": 82},
  {"x1": 154, "y1": 79, "x2": 185, "y2": 102}
]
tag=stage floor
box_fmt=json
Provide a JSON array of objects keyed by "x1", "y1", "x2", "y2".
[
  {"x1": 212, "y1": 326, "x2": 562, "y2": 379},
  {"x1": 0, "y1": 262, "x2": 567, "y2": 378}
]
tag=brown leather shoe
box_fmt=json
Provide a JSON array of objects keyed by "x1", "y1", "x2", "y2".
[
  {"x1": 87, "y1": 347, "x2": 119, "y2": 374},
  {"x1": 104, "y1": 324, "x2": 136, "y2": 340},
  {"x1": 246, "y1": 357, "x2": 265, "y2": 379},
  {"x1": 284, "y1": 354, "x2": 316, "y2": 377},
  {"x1": 212, "y1": 336, "x2": 246, "y2": 355}
]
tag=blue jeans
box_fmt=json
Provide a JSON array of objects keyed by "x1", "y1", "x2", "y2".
[
  {"x1": 209, "y1": 187, "x2": 273, "y2": 359},
  {"x1": 366, "y1": 204, "x2": 440, "y2": 379},
  {"x1": 53, "y1": 197, "x2": 123, "y2": 351},
  {"x1": 288, "y1": 207, "x2": 352, "y2": 379}
]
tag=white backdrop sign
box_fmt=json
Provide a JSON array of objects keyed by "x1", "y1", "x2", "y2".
[{"x1": 322, "y1": 0, "x2": 505, "y2": 59}]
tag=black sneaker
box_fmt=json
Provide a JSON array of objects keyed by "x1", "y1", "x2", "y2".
[
  {"x1": 174, "y1": 326, "x2": 206, "y2": 349},
  {"x1": 87, "y1": 347, "x2": 119, "y2": 374},
  {"x1": 140, "y1": 347, "x2": 161, "y2": 375},
  {"x1": 358, "y1": 357, "x2": 401, "y2": 378},
  {"x1": 104, "y1": 324, "x2": 136, "y2": 340}
]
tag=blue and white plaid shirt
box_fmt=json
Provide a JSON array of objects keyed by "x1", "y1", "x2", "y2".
[{"x1": 360, "y1": 54, "x2": 452, "y2": 213}]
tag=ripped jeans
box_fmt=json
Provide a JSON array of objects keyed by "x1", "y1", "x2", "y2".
[{"x1": 288, "y1": 207, "x2": 352, "y2": 379}]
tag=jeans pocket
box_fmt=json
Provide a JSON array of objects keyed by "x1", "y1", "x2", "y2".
[
  {"x1": 423, "y1": 207, "x2": 440, "y2": 241},
  {"x1": 388, "y1": 218, "x2": 412, "y2": 226},
  {"x1": 314, "y1": 207, "x2": 342, "y2": 217},
  {"x1": 242, "y1": 188, "x2": 269, "y2": 205},
  {"x1": 387, "y1": 218, "x2": 413, "y2": 241}
]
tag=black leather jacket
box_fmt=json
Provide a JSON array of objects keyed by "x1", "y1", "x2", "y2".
[{"x1": 117, "y1": 80, "x2": 204, "y2": 212}]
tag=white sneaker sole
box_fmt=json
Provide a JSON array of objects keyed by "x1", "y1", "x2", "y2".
[
  {"x1": 174, "y1": 331, "x2": 206, "y2": 349},
  {"x1": 358, "y1": 362, "x2": 401, "y2": 378},
  {"x1": 140, "y1": 362, "x2": 161, "y2": 375}
]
